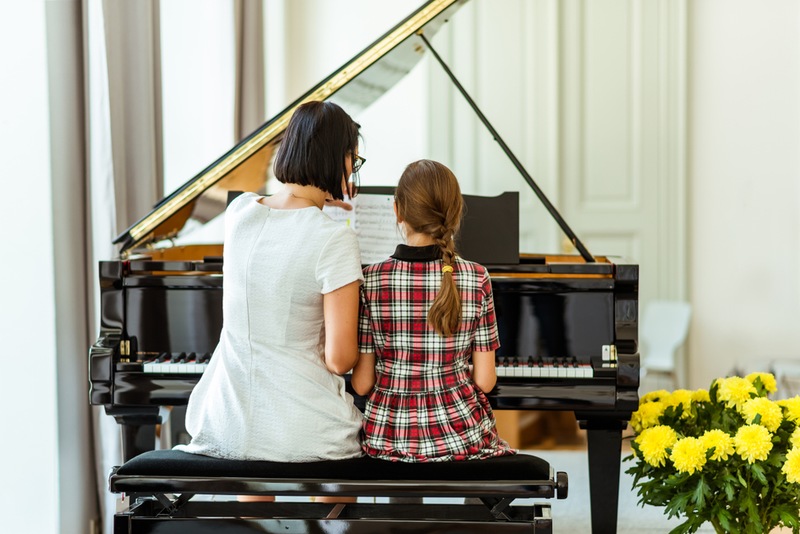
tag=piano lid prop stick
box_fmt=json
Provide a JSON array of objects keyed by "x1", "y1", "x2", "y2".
[{"x1": 417, "y1": 31, "x2": 595, "y2": 263}]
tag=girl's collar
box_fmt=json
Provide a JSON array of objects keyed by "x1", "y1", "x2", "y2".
[{"x1": 391, "y1": 244, "x2": 442, "y2": 262}]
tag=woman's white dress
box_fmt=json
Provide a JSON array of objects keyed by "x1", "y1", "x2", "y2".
[{"x1": 176, "y1": 193, "x2": 364, "y2": 461}]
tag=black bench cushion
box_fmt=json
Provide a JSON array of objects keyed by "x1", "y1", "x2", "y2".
[{"x1": 116, "y1": 450, "x2": 551, "y2": 481}]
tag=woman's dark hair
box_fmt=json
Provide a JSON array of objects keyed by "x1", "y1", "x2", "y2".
[
  {"x1": 395, "y1": 159, "x2": 464, "y2": 337},
  {"x1": 273, "y1": 100, "x2": 361, "y2": 200}
]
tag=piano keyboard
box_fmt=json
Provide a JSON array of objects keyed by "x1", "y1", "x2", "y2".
[
  {"x1": 136, "y1": 354, "x2": 595, "y2": 378},
  {"x1": 495, "y1": 357, "x2": 594, "y2": 379},
  {"x1": 141, "y1": 352, "x2": 212, "y2": 374}
]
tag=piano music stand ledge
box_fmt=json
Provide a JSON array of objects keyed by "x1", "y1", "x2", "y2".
[{"x1": 110, "y1": 449, "x2": 567, "y2": 534}]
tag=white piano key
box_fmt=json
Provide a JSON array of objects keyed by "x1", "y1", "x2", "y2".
[{"x1": 493, "y1": 358, "x2": 595, "y2": 379}]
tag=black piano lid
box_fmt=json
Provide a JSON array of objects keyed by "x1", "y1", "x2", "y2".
[{"x1": 113, "y1": 0, "x2": 469, "y2": 255}]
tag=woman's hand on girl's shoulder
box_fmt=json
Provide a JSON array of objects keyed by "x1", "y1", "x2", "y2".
[{"x1": 325, "y1": 198, "x2": 353, "y2": 211}]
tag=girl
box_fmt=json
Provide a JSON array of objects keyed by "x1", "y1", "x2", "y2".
[
  {"x1": 177, "y1": 100, "x2": 366, "y2": 462},
  {"x1": 351, "y1": 159, "x2": 514, "y2": 462}
]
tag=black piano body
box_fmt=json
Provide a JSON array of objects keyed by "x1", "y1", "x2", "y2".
[
  {"x1": 89, "y1": 1, "x2": 638, "y2": 532},
  {"x1": 91, "y1": 252, "x2": 638, "y2": 532}
]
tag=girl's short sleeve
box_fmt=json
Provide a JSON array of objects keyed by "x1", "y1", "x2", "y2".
[
  {"x1": 316, "y1": 226, "x2": 364, "y2": 294},
  {"x1": 358, "y1": 285, "x2": 374, "y2": 353},
  {"x1": 473, "y1": 269, "x2": 501, "y2": 352}
]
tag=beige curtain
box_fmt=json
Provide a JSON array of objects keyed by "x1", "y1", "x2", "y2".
[
  {"x1": 101, "y1": 0, "x2": 164, "y2": 229},
  {"x1": 234, "y1": 0, "x2": 266, "y2": 140},
  {"x1": 90, "y1": 2, "x2": 164, "y2": 532},
  {"x1": 43, "y1": 0, "x2": 167, "y2": 532},
  {"x1": 44, "y1": 1, "x2": 96, "y2": 533}
]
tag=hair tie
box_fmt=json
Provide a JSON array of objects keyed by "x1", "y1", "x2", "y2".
[{"x1": 441, "y1": 265, "x2": 453, "y2": 274}]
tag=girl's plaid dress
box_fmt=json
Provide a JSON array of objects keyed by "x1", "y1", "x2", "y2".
[{"x1": 358, "y1": 244, "x2": 515, "y2": 462}]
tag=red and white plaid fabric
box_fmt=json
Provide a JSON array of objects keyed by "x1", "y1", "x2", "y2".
[{"x1": 358, "y1": 245, "x2": 514, "y2": 462}]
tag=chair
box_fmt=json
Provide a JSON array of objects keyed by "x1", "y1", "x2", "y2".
[{"x1": 640, "y1": 300, "x2": 692, "y2": 390}]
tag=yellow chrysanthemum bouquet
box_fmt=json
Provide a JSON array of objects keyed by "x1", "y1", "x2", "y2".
[{"x1": 625, "y1": 373, "x2": 800, "y2": 533}]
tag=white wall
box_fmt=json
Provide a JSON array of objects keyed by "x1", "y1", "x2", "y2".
[
  {"x1": 0, "y1": 2, "x2": 59, "y2": 533},
  {"x1": 688, "y1": 0, "x2": 800, "y2": 388},
  {"x1": 275, "y1": 0, "x2": 429, "y2": 187}
]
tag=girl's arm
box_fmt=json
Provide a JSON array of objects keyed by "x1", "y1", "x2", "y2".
[
  {"x1": 350, "y1": 352, "x2": 376, "y2": 395},
  {"x1": 471, "y1": 350, "x2": 497, "y2": 393},
  {"x1": 322, "y1": 280, "x2": 361, "y2": 375}
]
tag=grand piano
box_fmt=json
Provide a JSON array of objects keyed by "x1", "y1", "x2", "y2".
[{"x1": 89, "y1": 1, "x2": 639, "y2": 532}]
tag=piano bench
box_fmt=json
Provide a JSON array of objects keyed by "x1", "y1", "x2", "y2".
[{"x1": 110, "y1": 449, "x2": 568, "y2": 534}]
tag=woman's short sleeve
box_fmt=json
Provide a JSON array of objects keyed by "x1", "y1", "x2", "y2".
[{"x1": 316, "y1": 226, "x2": 364, "y2": 294}]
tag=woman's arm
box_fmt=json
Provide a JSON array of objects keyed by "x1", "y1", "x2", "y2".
[
  {"x1": 351, "y1": 352, "x2": 376, "y2": 395},
  {"x1": 471, "y1": 350, "x2": 497, "y2": 393},
  {"x1": 322, "y1": 280, "x2": 361, "y2": 375}
]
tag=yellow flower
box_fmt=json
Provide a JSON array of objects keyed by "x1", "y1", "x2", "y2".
[
  {"x1": 717, "y1": 377, "x2": 757, "y2": 408},
  {"x1": 790, "y1": 427, "x2": 800, "y2": 448},
  {"x1": 734, "y1": 424, "x2": 773, "y2": 464},
  {"x1": 641, "y1": 389, "x2": 671, "y2": 404},
  {"x1": 741, "y1": 397, "x2": 783, "y2": 432},
  {"x1": 783, "y1": 447, "x2": 800, "y2": 484},
  {"x1": 631, "y1": 401, "x2": 665, "y2": 433},
  {"x1": 777, "y1": 397, "x2": 800, "y2": 423},
  {"x1": 665, "y1": 389, "x2": 694, "y2": 418},
  {"x1": 692, "y1": 389, "x2": 710, "y2": 403},
  {"x1": 670, "y1": 437, "x2": 707, "y2": 474},
  {"x1": 700, "y1": 429, "x2": 734, "y2": 461},
  {"x1": 745, "y1": 372, "x2": 777, "y2": 394},
  {"x1": 636, "y1": 425, "x2": 678, "y2": 467}
]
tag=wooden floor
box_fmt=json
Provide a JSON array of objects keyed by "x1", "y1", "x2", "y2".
[
  {"x1": 495, "y1": 410, "x2": 635, "y2": 453},
  {"x1": 495, "y1": 411, "x2": 587, "y2": 450}
]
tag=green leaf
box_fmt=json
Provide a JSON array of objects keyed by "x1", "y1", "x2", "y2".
[
  {"x1": 751, "y1": 463, "x2": 768, "y2": 485},
  {"x1": 692, "y1": 477, "x2": 707, "y2": 508},
  {"x1": 724, "y1": 481, "x2": 735, "y2": 501},
  {"x1": 717, "y1": 508, "x2": 733, "y2": 532},
  {"x1": 779, "y1": 510, "x2": 800, "y2": 528},
  {"x1": 737, "y1": 471, "x2": 748, "y2": 486}
]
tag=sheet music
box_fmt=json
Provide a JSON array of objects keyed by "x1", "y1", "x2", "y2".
[{"x1": 324, "y1": 193, "x2": 399, "y2": 265}]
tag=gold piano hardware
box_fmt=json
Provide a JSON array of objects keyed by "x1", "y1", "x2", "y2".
[
  {"x1": 489, "y1": 272, "x2": 614, "y2": 280},
  {"x1": 130, "y1": 245, "x2": 225, "y2": 262},
  {"x1": 120, "y1": 340, "x2": 131, "y2": 359},
  {"x1": 602, "y1": 345, "x2": 617, "y2": 362},
  {"x1": 124, "y1": 0, "x2": 461, "y2": 251}
]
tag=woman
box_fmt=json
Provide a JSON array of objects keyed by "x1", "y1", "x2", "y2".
[{"x1": 177, "y1": 100, "x2": 366, "y2": 462}]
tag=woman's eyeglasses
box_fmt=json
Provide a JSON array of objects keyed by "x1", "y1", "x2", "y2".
[{"x1": 352, "y1": 153, "x2": 366, "y2": 174}]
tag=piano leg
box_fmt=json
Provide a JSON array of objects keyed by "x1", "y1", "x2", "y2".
[
  {"x1": 108, "y1": 407, "x2": 161, "y2": 462},
  {"x1": 583, "y1": 417, "x2": 627, "y2": 534}
]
